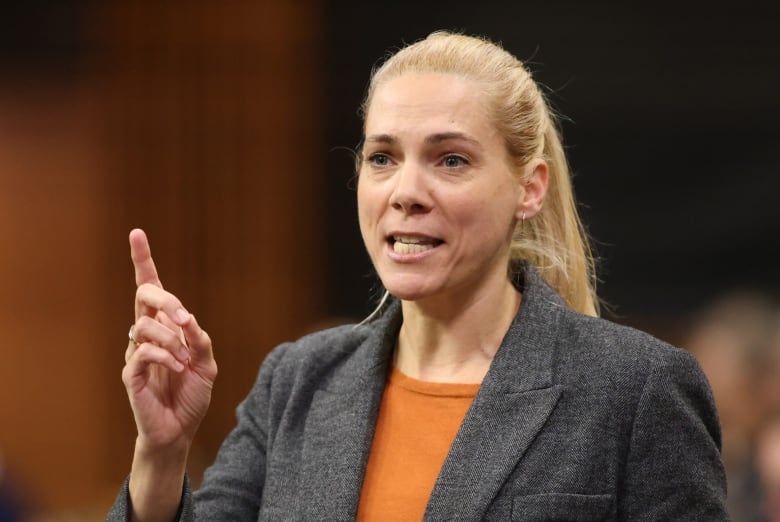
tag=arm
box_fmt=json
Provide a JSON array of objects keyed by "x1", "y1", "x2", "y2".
[
  {"x1": 107, "y1": 475, "x2": 190, "y2": 522},
  {"x1": 108, "y1": 344, "x2": 281, "y2": 522},
  {"x1": 108, "y1": 229, "x2": 218, "y2": 522},
  {"x1": 107, "y1": 343, "x2": 282, "y2": 522},
  {"x1": 618, "y1": 349, "x2": 728, "y2": 520}
]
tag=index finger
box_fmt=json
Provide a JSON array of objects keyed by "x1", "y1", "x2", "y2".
[{"x1": 129, "y1": 228, "x2": 163, "y2": 288}]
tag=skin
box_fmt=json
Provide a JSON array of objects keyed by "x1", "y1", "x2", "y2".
[
  {"x1": 358, "y1": 72, "x2": 548, "y2": 382},
  {"x1": 123, "y1": 228, "x2": 218, "y2": 522},
  {"x1": 119, "y1": 72, "x2": 549, "y2": 517}
]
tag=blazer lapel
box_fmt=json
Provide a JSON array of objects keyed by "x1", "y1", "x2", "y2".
[
  {"x1": 425, "y1": 386, "x2": 563, "y2": 521},
  {"x1": 426, "y1": 266, "x2": 566, "y2": 521},
  {"x1": 296, "y1": 305, "x2": 401, "y2": 520}
]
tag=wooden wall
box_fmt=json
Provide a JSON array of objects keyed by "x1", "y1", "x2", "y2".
[{"x1": 0, "y1": 1, "x2": 324, "y2": 517}]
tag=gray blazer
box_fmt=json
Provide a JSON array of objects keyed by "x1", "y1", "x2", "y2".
[{"x1": 109, "y1": 266, "x2": 727, "y2": 521}]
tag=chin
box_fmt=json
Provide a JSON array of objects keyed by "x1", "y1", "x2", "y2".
[{"x1": 380, "y1": 275, "x2": 441, "y2": 302}]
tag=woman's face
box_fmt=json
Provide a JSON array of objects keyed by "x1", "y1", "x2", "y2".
[{"x1": 357, "y1": 72, "x2": 532, "y2": 304}]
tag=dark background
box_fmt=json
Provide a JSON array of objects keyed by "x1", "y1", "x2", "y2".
[
  {"x1": 323, "y1": 0, "x2": 780, "y2": 322},
  {"x1": 2, "y1": 1, "x2": 777, "y2": 322},
  {"x1": 0, "y1": 1, "x2": 778, "y2": 516}
]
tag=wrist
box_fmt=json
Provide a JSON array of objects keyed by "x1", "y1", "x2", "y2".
[
  {"x1": 134, "y1": 434, "x2": 191, "y2": 461},
  {"x1": 128, "y1": 437, "x2": 189, "y2": 522}
]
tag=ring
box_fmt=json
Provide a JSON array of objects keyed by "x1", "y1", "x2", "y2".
[{"x1": 128, "y1": 324, "x2": 140, "y2": 346}]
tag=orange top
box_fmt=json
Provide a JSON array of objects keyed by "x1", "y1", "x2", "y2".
[{"x1": 357, "y1": 367, "x2": 480, "y2": 521}]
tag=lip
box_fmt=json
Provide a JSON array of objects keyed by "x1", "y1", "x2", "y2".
[{"x1": 385, "y1": 231, "x2": 444, "y2": 262}]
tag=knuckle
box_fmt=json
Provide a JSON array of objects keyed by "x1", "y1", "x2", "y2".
[
  {"x1": 133, "y1": 343, "x2": 151, "y2": 358},
  {"x1": 164, "y1": 296, "x2": 183, "y2": 313},
  {"x1": 135, "y1": 316, "x2": 150, "y2": 328},
  {"x1": 121, "y1": 364, "x2": 133, "y2": 385},
  {"x1": 132, "y1": 320, "x2": 146, "y2": 338}
]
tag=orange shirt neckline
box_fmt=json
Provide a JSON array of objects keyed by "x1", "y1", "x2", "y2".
[
  {"x1": 387, "y1": 366, "x2": 482, "y2": 397},
  {"x1": 357, "y1": 366, "x2": 480, "y2": 521}
]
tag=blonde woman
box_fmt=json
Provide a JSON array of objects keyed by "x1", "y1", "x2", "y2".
[{"x1": 110, "y1": 31, "x2": 727, "y2": 521}]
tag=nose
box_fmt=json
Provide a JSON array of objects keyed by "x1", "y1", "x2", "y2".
[{"x1": 389, "y1": 161, "x2": 432, "y2": 214}]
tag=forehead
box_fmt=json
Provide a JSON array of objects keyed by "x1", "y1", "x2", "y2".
[{"x1": 365, "y1": 73, "x2": 497, "y2": 141}]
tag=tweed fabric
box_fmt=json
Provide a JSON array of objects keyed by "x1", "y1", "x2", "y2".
[{"x1": 108, "y1": 265, "x2": 727, "y2": 521}]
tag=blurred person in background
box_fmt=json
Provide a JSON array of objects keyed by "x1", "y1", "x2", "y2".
[
  {"x1": 686, "y1": 290, "x2": 780, "y2": 521},
  {"x1": 757, "y1": 414, "x2": 780, "y2": 521}
]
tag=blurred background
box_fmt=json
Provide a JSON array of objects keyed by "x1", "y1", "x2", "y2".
[{"x1": 0, "y1": 0, "x2": 777, "y2": 520}]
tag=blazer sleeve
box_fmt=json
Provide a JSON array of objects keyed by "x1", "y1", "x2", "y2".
[
  {"x1": 189, "y1": 343, "x2": 287, "y2": 519},
  {"x1": 106, "y1": 343, "x2": 286, "y2": 522},
  {"x1": 618, "y1": 348, "x2": 728, "y2": 520},
  {"x1": 106, "y1": 475, "x2": 191, "y2": 522}
]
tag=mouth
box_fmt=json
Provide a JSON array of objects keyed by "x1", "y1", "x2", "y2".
[{"x1": 388, "y1": 234, "x2": 444, "y2": 255}]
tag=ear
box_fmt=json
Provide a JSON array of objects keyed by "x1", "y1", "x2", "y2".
[{"x1": 516, "y1": 159, "x2": 549, "y2": 220}]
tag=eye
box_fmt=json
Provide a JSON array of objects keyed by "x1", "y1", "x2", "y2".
[
  {"x1": 442, "y1": 154, "x2": 469, "y2": 168},
  {"x1": 367, "y1": 153, "x2": 392, "y2": 168}
]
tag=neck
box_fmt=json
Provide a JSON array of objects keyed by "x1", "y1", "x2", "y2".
[{"x1": 395, "y1": 278, "x2": 521, "y2": 383}]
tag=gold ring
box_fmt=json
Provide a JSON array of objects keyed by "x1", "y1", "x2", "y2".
[{"x1": 128, "y1": 324, "x2": 140, "y2": 346}]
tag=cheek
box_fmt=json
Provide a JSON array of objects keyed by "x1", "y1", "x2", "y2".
[
  {"x1": 455, "y1": 207, "x2": 518, "y2": 254},
  {"x1": 459, "y1": 180, "x2": 519, "y2": 231},
  {"x1": 356, "y1": 181, "x2": 379, "y2": 238}
]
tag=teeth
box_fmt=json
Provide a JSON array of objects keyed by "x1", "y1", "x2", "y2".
[
  {"x1": 394, "y1": 236, "x2": 429, "y2": 244},
  {"x1": 392, "y1": 236, "x2": 438, "y2": 254},
  {"x1": 393, "y1": 242, "x2": 435, "y2": 254}
]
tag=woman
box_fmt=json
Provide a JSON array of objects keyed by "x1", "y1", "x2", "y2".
[{"x1": 110, "y1": 31, "x2": 727, "y2": 520}]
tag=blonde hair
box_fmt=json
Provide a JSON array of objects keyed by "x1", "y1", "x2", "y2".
[{"x1": 361, "y1": 31, "x2": 598, "y2": 316}]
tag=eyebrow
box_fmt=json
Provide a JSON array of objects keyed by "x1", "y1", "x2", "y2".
[{"x1": 364, "y1": 132, "x2": 482, "y2": 148}]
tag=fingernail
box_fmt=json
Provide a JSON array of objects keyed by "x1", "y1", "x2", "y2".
[
  {"x1": 173, "y1": 360, "x2": 185, "y2": 372},
  {"x1": 175, "y1": 308, "x2": 189, "y2": 324}
]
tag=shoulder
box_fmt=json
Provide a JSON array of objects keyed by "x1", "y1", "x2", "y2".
[
  {"x1": 253, "y1": 303, "x2": 400, "y2": 395},
  {"x1": 258, "y1": 322, "x2": 374, "y2": 385},
  {"x1": 545, "y1": 309, "x2": 722, "y2": 450},
  {"x1": 559, "y1": 310, "x2": 681, "y2": 360},
  {"x1": 271, "y1": 322, "x2": 372, "y2": 364},
  {"x1": 519, "y1": 263, "x2": 702, "y2": 383},
  {"x1": 553, "y1": 308, "x2": 709, "y2": 398},
  {"x1": 231, "y1": 319, "x2": 388, "y2": 428},
  {"x1": 507, "y1": 264, "x2": 708, "y2": 399}
]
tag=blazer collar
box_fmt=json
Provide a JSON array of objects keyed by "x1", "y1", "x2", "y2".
[
  {"x1": 426, "y1": 264, "x2": 566, "y2": 520},
  {"x1": 297, "y1": 264, "x2": 566, "y2": 520},
  {"x1": 295, "y1": 301, "x2": 400, "y2": 519},
  {"x1": 482, "y1": 262, "x2": 566, "y2": 393}
]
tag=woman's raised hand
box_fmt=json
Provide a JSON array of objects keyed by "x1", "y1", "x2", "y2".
[{"x1": 122, "y1": 228, "x2": 218, "y2": 452}]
